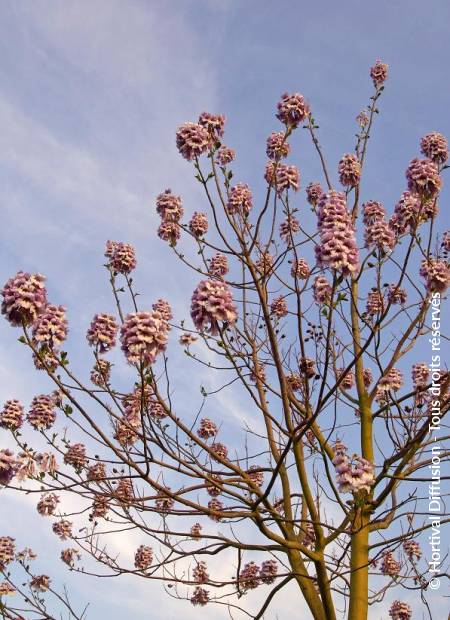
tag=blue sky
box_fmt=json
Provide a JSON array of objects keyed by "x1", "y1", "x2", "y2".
[{"x1": 0, "y1": 1, "x2": 449, "y2": 618}]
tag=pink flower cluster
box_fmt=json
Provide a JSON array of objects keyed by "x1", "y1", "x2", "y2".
[
  {"x1": 279, "y1": 215, "x2": 300, "y2": 244},
  {"x1": 209, "y1": 253, "x2": 229, "y2": 278},
  {"x1": 193, "y1": 561, "x2": 209, "y2": 583},
  {"x1": 156, "y1": 189, "x2": 183, "y2": 245},
  {"x1": 306, "y1": 182, "x2": 323, "y2": 206},
  {"x1": 420, "y1": 258, "x2": 450, "y2": 293},
  {"x1": 0, "y1": 449, "x2": 17, "y2": 485},
  {"x1": 406, "y1": 158, "x2": 441, "y2": 200},
  {"x1": 176, "y1": 121, "x2": 211, "y2": 161},
  {"x1": 86, "y1": 313, "x2": 118, "y2": 353},
  {"x1": 270, "y1": 295, "x2": 288, "y2": 318},
  {"x1": 380, "y1": 551, "x2": 401, "y2": 576},
  {"x1": 0, "y1": 536, "x2": 15, "y2": 568},
  {"x1": 403, "y1": 539, "x2": 421, "y2": 561},
  {"x1": 238, "y1": 559, "x2": 278, "y2": 591},
  {"x1": 265, "y1": 162, "x2": 300, "y2": 194},
  {"x1": 189, "y1": 211, "x2": 209, "y2": 237},
  {"x1": 316, "y1": 191, "x2": 359, "y2": 275},
  {"x1": 313, "y1": 276, "x2": 332, "y2": 304},
  {"x1": 338, "y1": 153, "x2": 361, "y2": 187},
  {"x1": 332, "y1": 441, "x2": 375, "y2": 494},
  {"x1": 190, "y1": 586, "x2": 209, "y2": 606},
  {"x1": 266, "y1": 131, "x2": 290, "y2": 160},
  {"x1": 120, "y1": 309, "x2": 169, "y2": 364},
  {"x1": 198, "y1": 112, "x2": 225, "y2": 138},
  {"x1": 370, "y1": 60, "x2": 388, "y2": 88},
  {"x1": 197, "y1": 418, "x2": 218, "y2": 439},
  {"x1": 32, "y1": 304, "x2": 68, "y2": 350},
  {"x1": 134, "y1": 545, "x2": 153, "y2": 570},
  {"x1": 291, "y1": 258, "x2": 310, "y2": 279},
  {"x1": 1, "y1": 272, "x2": 47, "y2": 327},
  {"x1": 276, "y1": 92, "x2": 310, "y2": 127},
  {"x1": 420, "y1": 132, "x2": 448, "y2": 164},
  {"x1": 216, "y1": 145, "x2": 235, "y2": 166},
  {"x1": 190, "y1": 279, "x2": 237, "y2": 335},
  {"x1": 389, "y1": 601, "x2": 412, "y2": 620},
  {"x1": 0, "y1": 400, "x2": 24, "y2": 431},
  {"x1": 27, "y1": 394, "x2": 57, "y2": 430},
  {"x1": 105, "y1": 241, "x2": 137, "y2": 275},
  {"x1": 64, "y1": 443, "x2": 87, "y2": 470},
  {"x1": 227, "y1": 183, "x2": 253, "y2": 216}
]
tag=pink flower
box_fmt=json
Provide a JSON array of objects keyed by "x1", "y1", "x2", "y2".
[
  {"x1": 239, "y1": 562, "x2": 260, "y2": 591},
  {"x1": 90, "y1": 359, "x2": 112, "y2": 386},
  {"x1": 189, "y1": 212, "x2": 209, "y2": 237},
  {"x1": 52, "y1": 520, "x2": 73, "y2": 541},
  {"x1": 366, "y1": 290, "x2": 384, "y2": 316},
  {"x1": 291, "y1": 258, "x2": 310, "y2": 279},
  {"x1": 120, "y1": 311, "x2": 169, "y2": 365},
  {"x1": 279, "y1": 215, "x2": 300, "y2": 244},
  {"x1": 30, "y1": 575, "x2": 50, "y2": 592},
  {"x1": 363, "y1": 368, "x2": 373, "y2": 387},
  {"x1": 338, "y1": 153, "x2": 361, "y2": 187},
  {"x1": 193, "y1": 561, "x2": 209, "y2": 584},
  {"x1": 356, "y1": 109, "x2": 369, "y2": 127},
  {"x1": 1, "y1": 272, "x2": 47, "y2": 327},
  {"x1": 403, "y1": 539, "x2": 421, "y2": 561},
  {"x1": 64, "y1": 444, "x2": 87, "y2": 470},
  {"x1": 406, "y1": 158, "x2": 442, "y2": 199},
  {"x1": 336, "y1": 368, "x2": 355, "y2": 390},
  {"x1": 266, "y1": 132, "x2": 290, "y2": 160},
  {"x1": 115, "y1": 478, "x2": 135, "y2": 505},
  {"x1": 37, "y1": 493, "x2": 60, "y2": 516},
  {"x1": 0, "y1": 582, "x2": 16, "y2": 596},
  {"x1": 370, "y1": 60, "x2": 388, "y2": 88},
  {"x1": 248, "y1": 466, "x2": 264, "y2": 487},
  {"x1": 441, "y1": 231, "x2": 450, "y2": 253},
  {"x1": 362, "y1": 201, "x2": 386, "y2": 225},
  {"x1": 90, "y1": 496, "x2": 109, "y2": 519},
  {"x1": 364, "y1": 219, "x2": 396, "y2": 251},
  {"x1": 389, "y1": 601, "x2": 412, "y2": 620},
  {"x1": 86, "y1": 313, "x2": 118, "y2": 353},
  {"x1": 306, "y1": 182, "x2": 323, "y2": 206},
  {"x1": 313, "y1": 276, "x2": 332, "y2": 304},
  {"x1": 190, "y1": 523, "x2": 202, "y2": 538},
  {"x1": 32, "y1": 304, "x2": 68, "y2": 349},
  {"x1": 209, "y1": 253, "x2": 229, "y2": 278},
  {"x1": 380, "y1": 551, "x2": 400, "y2": 576},
  {"x1": 176, "y1": 122, "x2": 210, "y2": 160},
  {"x1": 152, "y1": 299, "x2": 173, "y2": 321},
  {"x1": 108, "y1": 242, "x2": 137, "y2": 275},
  {"x1": 179, "y1": 332, "x2": 198, "y2": 346},
  {"x1": 420, "y1": 132, "x2": 448, "y2": 164},
  {"x1": 190, "y1": 279, "x2": 237, "y2": 335},
  {"x1": 158, "y1": 220, "x2": 181, "y2": 245},
  {"x1": 0, "y1": 537, "x2": 15, "y2": 568},
  {"x1": 420, "y1": 258, "x2": 450, "y2": 293},
  {"x1": 27, "y1": 394, "x2": 57, "y2": 430},
  {"x1": 265, "y1": 162, "x2": 300, "y2": 194},
  {"x1": 255, "y1": 251, "x2": 274, "y2": 276},
  {"x1": 87, "y1": 462, "x2": 106, "y2": 482},
  {"x1": 0, "y1": 449, "x2": 17, "y2": 486},
  {"x1": 198, "y1": 112, "x2": 225, "y2": 138},
  {"x1": 260, "y1": 559, "x2": 278, "y2": 584},
  {"x1": 411, "y1": 362, "x2": 429, "y2": 390},
  {"x1": 207, "y1": 498, "x2": 224, "y2": 521},
  {"x1": 197, "y1": 418, "x2": 218, "y2": 439},
  {"x1": 270, "y1": 295, "x2": 288, "y2": 318},
  {"x1": 216, "y1": 145, "x2": 236, "y2": 166},
  {"x1": 387, "y1": 284, "x2": 407, "y2": 305},
  {"x1": 155, "y1": 189, "x2": 183, "y2": 222},
  {"x1": 190, "y1": 586, "x2": 209, "y2": 606},
  {"x1": 61, "y1": 548, "x2": 80, "y2": 567},
  {"x1": 379, "y1": 368, "x2": 403, "y2": 391},
  {"x1": 134, "y1": 545, "x2": 153, "y2": 570},
  {"x1": 227, "y1": 183, "x2": 253, "y2": 216},
  {"x1": 276, "y1": 92, "x2": 310, "y2": 127},
  {"x1": 210, "y1": 442, "x2": 228, "y2": 461},
  {"x1": 316, "y1": 190, "x2": 359, "y2": 274},
  {"x1": 0, "y1": 400, "x2": 24, "y2": 431},
  {"x1": 155, "y1": 487, "x2": 174, "y2": 513}
]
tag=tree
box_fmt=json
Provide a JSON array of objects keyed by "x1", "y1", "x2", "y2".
[{"x1": 0, "y1": 60, "x2": 448, "y2": 620}]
